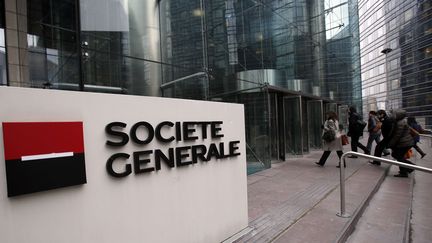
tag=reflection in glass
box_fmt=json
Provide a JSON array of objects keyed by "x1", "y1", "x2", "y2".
[
  {"x1": 269, "y1": 93, "x2": 279, "y2": 161},
  {"x1": 302, "y1": 98, "x2": 309, "y2": 153},
  {"x1": 284, "y1": 96, "x2": 303, "y2": 155},
  {"x1": 324, "y1": 0, "x2": 349, "y2": 39},
  {"x1": 215, "y1": 90, "x2": 270, "y2": 174},
  {"x1": 307, "y1": 100, "x2": 323, "y2": 149},
  {"x1": 158, "y1": 0, "x2": 361, "y2": 169},
  {"x1": 159, "y1": 0, "x2": 206, "y2": 98},
  {"x1": 80, "y1": 0, "x2": 162, "y2": 96},
  {"x1": 27, "y1": 0, "x2": 80, "y2": 89}
]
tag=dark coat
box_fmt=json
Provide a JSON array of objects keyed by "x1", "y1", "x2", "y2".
[
  {"x1": 380, "y1": 115, "x2": 395, "y2": 145},
  {"x1": 348, "y1": 112, "x2": 363, "y2": 137},
  {"x1": 387, "y1": 109, "x2": 414, "y2": 148}
]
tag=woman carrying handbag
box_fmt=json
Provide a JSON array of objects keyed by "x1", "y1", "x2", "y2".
[{"x1": 315, "y1": 111, "x2": 345, "y2": 167}]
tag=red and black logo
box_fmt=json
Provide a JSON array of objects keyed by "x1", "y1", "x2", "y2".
[{"x1": 2, "y1": 122, "x2": 87, "y2": 197}]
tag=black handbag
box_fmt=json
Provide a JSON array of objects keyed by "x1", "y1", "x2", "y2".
[{"x1": 322, "y1": 129, "x2": 336, "y2": 142}]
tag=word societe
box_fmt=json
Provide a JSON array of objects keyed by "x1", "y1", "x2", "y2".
[{"x1": 105, "y1": 121, "x2": 241, "y2": 177}]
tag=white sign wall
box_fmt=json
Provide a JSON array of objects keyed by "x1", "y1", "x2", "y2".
[{"x1": 0, "y1": 87, "x2": 248, "y2": 243}]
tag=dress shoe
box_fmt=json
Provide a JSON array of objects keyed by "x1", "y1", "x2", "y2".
[
  {"x1": 365, "y1": 150, "x2": 371, "y2": 155},
  {"x1": 394, "y1": 173, "x2": 408, "y2": 178},
  {"x1": 315, "y1": 162, "x2": 323, "y2": 167},
  {"x1": 383, "y1": 152, "x2": 391, "y2": 156},
  {"x1": 421, "y1": 153, "x2": 426, "y2": 159}
]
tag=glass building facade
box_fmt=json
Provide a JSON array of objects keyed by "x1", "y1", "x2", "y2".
[
  {"x1": 1, "y1": 0, "x2": 361, "y2": 174},
  {"x1": 360, "y1": 0, "x2": 432, "y2": 129}
]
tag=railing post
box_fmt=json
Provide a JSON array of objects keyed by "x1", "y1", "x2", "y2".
[
  {"x1": 336, "y1": 149, "x2": 432, "y2": 218},
  {"x1": 337, "y1": 154, "x2": 350, "y2": 218}
]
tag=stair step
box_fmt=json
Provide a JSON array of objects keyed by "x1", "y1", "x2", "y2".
[
  {"x1": 226, "y1": 162, "x2": 390, "y2": 243},
  {"x1": 410, "y1": 157, "x2": 432, "y2": 243},
  {"x1": 345, "y1": 166, "x2": 413, "y2": 243},
  {"x1": 273, "y1": 164, "x2": 390, "y2": 243}
]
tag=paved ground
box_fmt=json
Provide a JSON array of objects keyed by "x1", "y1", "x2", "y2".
[
  {"x1": 346, "y1": 139, "x2": 432, "y2": 243},
  {"x1": 410, "y1": 139, "x2": 432, "y2": 243},
  {"x1": 345, "y1": 165, "x2": 412, "y2": 243},
  {"x1": 232, "y1": 137, "x2": 432, "y2": 243}
]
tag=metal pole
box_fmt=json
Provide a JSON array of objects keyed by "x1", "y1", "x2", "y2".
[
  {"x1": 199, "y1": 0, "x2": 209, "y2": 100},
  {"x1": 336, "y1": 155, "x2": 350, "y2": 218}
]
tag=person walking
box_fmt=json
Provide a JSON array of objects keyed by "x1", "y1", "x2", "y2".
[
  {"x1": 315, "y1": 111, "x2": 344, "y2": 167},
  {"x1": 366, "y1": 111, "x2": 390, "y2": 157},
  {"x1": 370, "y1": 109, "x2": 392, "y2": 165},
  {"x1": 407, "y1": 116, "x2": 427, "y2": 158},
  {"x1": 347, "y1": 106, "x2": 370, "y2": 158},
  {"x1": 387, "y1": 109, "x2": 415, "y2": 178}
]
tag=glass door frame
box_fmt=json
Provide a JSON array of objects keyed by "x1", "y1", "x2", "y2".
[
  {"x1": 307, "y1": 99, "x2": 324, "y2": 150},
  {"x1": 283, "y1": 95, "x2": 304, "y2": 156}
]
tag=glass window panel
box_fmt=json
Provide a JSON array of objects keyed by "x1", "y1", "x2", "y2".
[
  {"x1": 325, "y1": 0, "x2": 349, "y2": 39},
  {"x1": 391, "y1": 79, "x2": 400, "y2": 90},
  {"x1": 379, "y1": 83, "x2": 386, "y2": 93},
  {"x1": 404, "y1": 8, "x2": 413, "y2": 21},
  {"x1": 401, "y1": 52, "x2": 414, "y2": 65},
  {"x1": 425, "y1": 46, "x2": 432, "y2": 58},
  {"x1": 377, "y1": 8, "x2": 383, "y2": 19},
  {"x1": 390, "y1": 38, "x2": 398, "y2": 49},
  {"x1": 390, "y1": 58, "x2": 399, "y2": 70},
  {"x1": 284, "y1": 96, "x2": 302, "y2": 155},
  {"x1": 81, "y1": 0, "x2": 163, "y2": 96},
  {"x1": 307, "y1": 100, "x2": 323, "y2": 149},
  {"x1": 27, "y1": 0, "x2": 80, "y2": 89},
  {"x1": 379, "y1": 64, "x2": 385, "y2": 74},
  {"x1": 389, "y1": 18, "x2": 397, "y2": 30}
]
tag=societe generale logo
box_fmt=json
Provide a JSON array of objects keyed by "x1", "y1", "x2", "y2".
[{"x1": 2, "y1": 122, "x2": 87, "y2": 197}]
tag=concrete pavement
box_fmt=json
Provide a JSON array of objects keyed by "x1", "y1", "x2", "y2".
[{"x1": 228, "y1": 138, "x2": 432, "y2": 243}]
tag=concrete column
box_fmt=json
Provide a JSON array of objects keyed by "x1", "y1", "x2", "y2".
[{"x1": 5, "y1": 0, "x2": 29, "y2": 87}]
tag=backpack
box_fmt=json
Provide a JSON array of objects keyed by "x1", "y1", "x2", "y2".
[
  {"x1": 356, "y1": 119, "x2": 367, "y2": 133},
  {"x1": 372, "y1": 117, "x2": 382, "y2": 133}
]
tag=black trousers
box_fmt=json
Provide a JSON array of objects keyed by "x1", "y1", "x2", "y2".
[
  {"x1": 350, "y1": 135, "x2": 369, "y2": 153},
  {"x1": 318, "y1": 150, "x2": 343, "y2": 166},
  {"x1": 413, "y1": 143, "x2": 426, "y2": 157},
  {"x1": 373, "y1": 140, "x2": 387, "y2": 164},
  {"x1": 391, "y1": 146, "x2": 414, "y2": 174}
]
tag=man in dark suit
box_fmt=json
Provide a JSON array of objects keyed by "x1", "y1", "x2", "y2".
[
  {"x1": 370, "y1": 110, "x2": 393, "y2": 165},
  {"x1": 347, "y1": 106, "x2": 370, "y2": 158}
]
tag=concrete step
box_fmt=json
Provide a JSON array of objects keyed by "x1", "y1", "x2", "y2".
[
  {"x1": 410, "y1": 154, "x2": 432, "y2": 243},
  {"x1": 273, "y1": 164, "x2": 391, "y2": 243},
  {"x1": 345, "y1": 166, "x2": 413, "y2": 243},
  {"x1": 345, "y1": 143, "x2": 432, "y2": 243},
  {"x1": 226, "y1": 159, "x2": 391, "y2": 243}
]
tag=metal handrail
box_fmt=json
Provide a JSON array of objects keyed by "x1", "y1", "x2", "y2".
[
  {"x1": 337, "y1": 151, "x2": 432, "y2": 218},
  {"x1": 419, "y1": 134, "x2": 432, "y2": 139}
]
